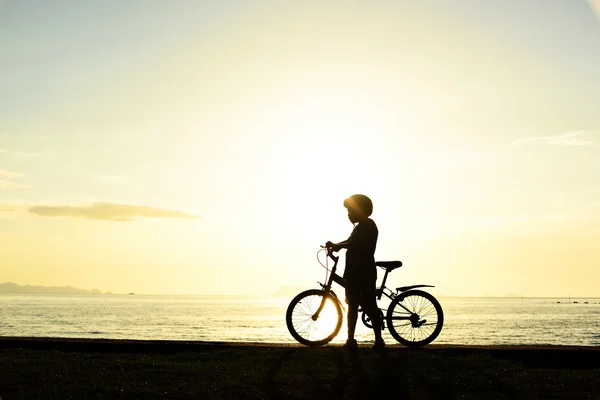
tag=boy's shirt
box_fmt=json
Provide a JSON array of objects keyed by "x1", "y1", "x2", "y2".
[{"x1": 344, "y1": 218, "x2": 378, "y2": 283}]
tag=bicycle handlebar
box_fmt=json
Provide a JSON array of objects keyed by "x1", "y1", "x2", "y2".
[{"x1": 321, "y1": 244, "x2": 340, "y2": 262}]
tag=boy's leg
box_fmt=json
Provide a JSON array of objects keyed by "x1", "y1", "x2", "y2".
[
  {"x1": 362, "y1": 299, "x2": 383, "y2": 343},
  {"x1": 360, "y1": 286, "x2": 384, "y2": 346},
  {"x1": 347, "y1": 303, "x2": 359, "y2": 343},
  {"x1": 345, "y1": 285, "x2": 359, "y2": 344}
]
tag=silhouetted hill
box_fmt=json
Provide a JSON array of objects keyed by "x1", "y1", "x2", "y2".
[{"x1": 0, "y1": 282, "x2": 104, "y2": 294}]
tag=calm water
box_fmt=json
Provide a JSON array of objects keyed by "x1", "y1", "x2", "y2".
[{"x1": 1, "y1": 294, "x2": 599, "y2": 346}]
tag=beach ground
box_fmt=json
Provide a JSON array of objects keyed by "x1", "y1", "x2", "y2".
[{"x1": 1, "y1": 338, "x2": 599, "y2": 399}]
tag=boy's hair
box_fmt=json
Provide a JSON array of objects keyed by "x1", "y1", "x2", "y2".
[{"x1": 343, "y1": 194, "x2": 373, "y2": 217}]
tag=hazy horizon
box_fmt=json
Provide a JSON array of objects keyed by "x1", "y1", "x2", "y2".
[
  {"x1": 4, "y1": 281, "x2": 600, "y2": 299},
  {"x1": 2, "y1": 1, "x2": 600, "y2": 297}
]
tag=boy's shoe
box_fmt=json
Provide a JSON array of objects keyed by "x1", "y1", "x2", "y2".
[
  {"x1": 343, "y1": 339, "x2": 358, "y2": 350},
  {"x1": 372, "y1": 339, "x2": 386, "y2": 352}
]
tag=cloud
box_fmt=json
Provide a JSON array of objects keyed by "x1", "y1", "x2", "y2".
[
  {"x1": 514, "y1": 131, "x2": 596, "y2": 146},
  {"x1": 0, "y1": 180, "x2": 31, "y2": 189},
  {"x1": 0, "y1": 204, "x2": 18, "y2": 213},
  {"x1": 0, "y1": 203, "x2": 28, "y2": 220},
  {"x1": 0, "y1": 148, "x2": 41, "y2": 157},
  {"x1": 0, "y1": 169, "x2": 30, "y2": 188},
  {"x1": 0, "y1": 169, "x2": 25, "y2": 178},
  {"x1": 28, "y1": 202, "x2": 202, "y2": 222}
]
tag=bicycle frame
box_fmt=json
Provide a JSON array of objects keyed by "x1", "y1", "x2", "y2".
[
  {"x1": 314, "y1": 247, "x2": 435, "y2": 327},
  {"x1": 312, "y1": 248, "x2": 344, "y2": 320}
]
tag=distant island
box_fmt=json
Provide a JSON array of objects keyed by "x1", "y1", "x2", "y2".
[{"x1": 0, "y1": 282, "x2": 111, "y2": 295}]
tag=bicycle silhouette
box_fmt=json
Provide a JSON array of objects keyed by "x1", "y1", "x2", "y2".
[{"x1": 286, "y1": 245, "x2": 444, "y2": 347}]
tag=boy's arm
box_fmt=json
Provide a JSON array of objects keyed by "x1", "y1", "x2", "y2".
[{"x1": 325, "y1": 240, "x2": 349, "y2": 252}]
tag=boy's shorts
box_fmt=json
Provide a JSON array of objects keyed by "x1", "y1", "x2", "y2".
[{"x1": 345, "y1": 279, "x2": 377, "y2": 307}]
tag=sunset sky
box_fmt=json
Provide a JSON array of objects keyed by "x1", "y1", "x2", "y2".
[{"x1": 1, "y1": 0, "x2": 600, "y2": 296}]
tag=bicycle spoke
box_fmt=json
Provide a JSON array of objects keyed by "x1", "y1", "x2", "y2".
[
  {"x1": 287, "y1": 292, "x2": 343, "y2": 345},
  {"x1": 295, "y1": 317, "x2": 319, "y2": 340},
  {"x1": 294, "y1": 298, "x2": 312, "y2": 316},
  {"x1": 387, "y1": 291, "x2": 442, "y2": 346},
  {"x1": 293, "y1": 317, "x2": 312, "y2": 332}
]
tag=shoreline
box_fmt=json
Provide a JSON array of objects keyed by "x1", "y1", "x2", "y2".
[
  {"x1": 2, "y1": 337, "x2": 600, "y2": 368},
  {"x1": 2, "y1": 336, "x2": 600, "y2": 350}
]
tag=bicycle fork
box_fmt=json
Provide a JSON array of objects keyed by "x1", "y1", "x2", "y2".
[{"x1": 313, "y1": 284, "x2": 345, "y2": 320}]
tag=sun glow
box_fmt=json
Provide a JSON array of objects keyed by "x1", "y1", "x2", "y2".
[
  {"x1": 4, "y1": 1, "x2": 599, "y2": 298},
  {"x1": 312, "y1": 298, "x2": 341, "y2": 338},
  {"x1": 246, "y1": 86, "x2": 407, "y2": 229}
]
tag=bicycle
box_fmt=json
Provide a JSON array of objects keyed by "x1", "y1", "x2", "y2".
[{"x1": 286, "y1": 245, "x2": 444, "y2": 347}]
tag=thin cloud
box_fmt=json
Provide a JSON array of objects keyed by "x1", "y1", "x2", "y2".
[
  {"x1": 28, "y1": 202, "x2": 202, "y2": 222},
  {"x1": 0, "y1": 169, "x2": 30, "y2": 189},
  {"x1": 514, "y1": 131, "x2": 596, "y2": 146},
  {"x1": 0, "y1": 203, "x2": 28, "y2": 219},
  {"x1": 0, "y1": 148, "x2": 41, "y2": 157},
  {"x1": 0, "y1": 204, "x2": 17, "y2": 213},
  {"x1": 0, "y1": 180, "x2": 31, "y2": 189},
  {"x1": 0, "y1": 169, "x2": 25, "y2": 178}
]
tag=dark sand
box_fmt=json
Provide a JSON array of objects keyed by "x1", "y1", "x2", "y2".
[{"x1": 1, "y1": 337, "x2": 599, "y2": 399}]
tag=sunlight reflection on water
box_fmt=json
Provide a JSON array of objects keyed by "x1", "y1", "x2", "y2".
[{"x1": 1, "y1": 294, "x2": 599, "y2": 346}]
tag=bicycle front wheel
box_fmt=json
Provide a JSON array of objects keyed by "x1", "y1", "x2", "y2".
[
  {"x1": 386, "y1": 290, "x2": 444, "y2": 347},
  {"x1": 286, "y1": 289, "x2": 343, "y2": 346}
]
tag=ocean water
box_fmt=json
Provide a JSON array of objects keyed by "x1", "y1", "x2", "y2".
[{"x1": 1, "y1": 293, "x2": 599, "y2": 346}]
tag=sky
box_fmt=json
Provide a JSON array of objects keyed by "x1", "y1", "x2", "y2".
[{"x1": 1, "y1": 0, "x2": 600, "y2": 296}]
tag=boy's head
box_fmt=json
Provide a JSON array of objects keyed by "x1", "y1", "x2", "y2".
[{"x1": 343, "y1": 194, "x2": 373, "y2": 223}]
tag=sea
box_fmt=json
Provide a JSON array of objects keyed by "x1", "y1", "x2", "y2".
[{"x1": 1, "y1": 294, "x2": 600, "y2": 346}]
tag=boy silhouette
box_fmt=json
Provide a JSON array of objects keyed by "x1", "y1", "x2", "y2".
[{"x1": 326, "y1": 194, "x2": 385, "y2": 351}]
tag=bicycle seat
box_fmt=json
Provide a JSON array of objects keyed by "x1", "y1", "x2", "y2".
[{"x1": 375, "y1": 261, "x2": 402, "y2": 271}]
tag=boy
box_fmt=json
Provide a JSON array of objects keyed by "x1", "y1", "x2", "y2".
[{"x1": 326, "y1": 194, "x2": 385, "y2": 351}]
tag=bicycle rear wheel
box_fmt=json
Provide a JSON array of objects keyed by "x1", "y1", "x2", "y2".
[
  {"x1": 286, "y1": 289, "x2": 343, "y2": 346},
  {"x1": 386, "y1": 289, "x2": 444, "y2": 347}
]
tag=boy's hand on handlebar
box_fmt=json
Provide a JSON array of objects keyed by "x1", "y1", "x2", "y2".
[{"x1": 325, "y1": 241, "x2": 341, "y2": 252}]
